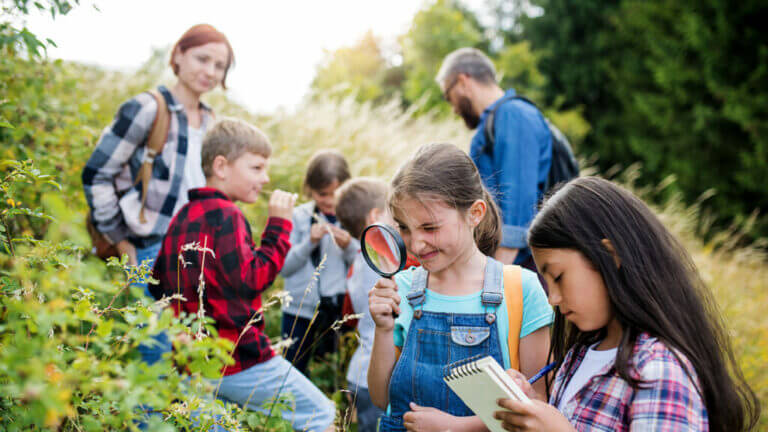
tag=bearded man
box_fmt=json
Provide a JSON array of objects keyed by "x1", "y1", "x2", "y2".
[{"x1": 436, "y1": 48, "x2": 552, "y2": 269}]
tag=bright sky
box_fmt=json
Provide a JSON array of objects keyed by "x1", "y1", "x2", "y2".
[{"x1": 21, "y1": 0, "x2": 484, "y2": 114}]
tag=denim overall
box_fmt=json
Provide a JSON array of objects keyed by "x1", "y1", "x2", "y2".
[{"x1": 378, "y1": 258, "x2": 506, "y2": 431}]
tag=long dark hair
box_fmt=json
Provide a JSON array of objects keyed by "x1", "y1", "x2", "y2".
[
  {"x1": 389, "y1": 143, "x2": 501, "y2": 256},
  {"x1": 529, "y1": 177, "x2": 759, "y2": 432}
]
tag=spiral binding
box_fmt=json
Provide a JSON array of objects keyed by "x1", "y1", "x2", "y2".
[{"x1": 443, "y1": 354, "x2": 484, "y2": 381}]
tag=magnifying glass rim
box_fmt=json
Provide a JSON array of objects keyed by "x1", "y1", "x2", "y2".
[{"x1": 360, "y1": 223, "x2": 407, "y2": 278}]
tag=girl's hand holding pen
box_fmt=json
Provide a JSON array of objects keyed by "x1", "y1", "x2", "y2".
[{"x1": 504, "y1": 369, "x2": 545, "y2": 402}]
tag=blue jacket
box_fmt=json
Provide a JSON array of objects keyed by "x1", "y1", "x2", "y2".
[{"x1": 469, "y1": 89, "x2": 552, "y2": 263}]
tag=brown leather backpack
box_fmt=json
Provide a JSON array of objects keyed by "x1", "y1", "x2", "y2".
[{"x1": 86, "y1": 89, "x2": 170, "y2": 260}]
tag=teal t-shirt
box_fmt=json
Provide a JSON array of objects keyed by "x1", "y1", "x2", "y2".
[{"x1": 393, "y1": 266, "x2": 554, "y2": 369}]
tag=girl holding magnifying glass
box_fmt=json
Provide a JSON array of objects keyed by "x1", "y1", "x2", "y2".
[{"x1": 368, "y1": 143, "x2": 554, "y2": 432}]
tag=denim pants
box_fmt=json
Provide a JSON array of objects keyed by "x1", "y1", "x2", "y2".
[
  {"x1": 214, "y1": 355, "x2": 335, "y2": 431},
  {"x1": 135, "y1": 241, "x2": 172, "y2": 365},
  {"x1": 378, "y1": 259, "x2": 506, "y2": 431}
]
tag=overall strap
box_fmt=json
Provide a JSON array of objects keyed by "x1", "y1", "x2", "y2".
[
  {"x1": 503, "y1": 265, "x2": 524, "y2": 371},
  {"x1": 406, "y1": 267, "x2": 428, "y2": 319},
  {"x1": 480, "y1": 258, "x2": 504, "y2": 324}
]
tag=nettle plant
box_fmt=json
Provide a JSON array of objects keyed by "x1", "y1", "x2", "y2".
[{"x1": 0, "y1": 160, "x2": 298, "y2": 430}]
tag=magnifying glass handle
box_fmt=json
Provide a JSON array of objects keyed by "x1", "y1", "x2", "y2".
[{"x1": 385, "y1": 275, "x2": 399, "y2": 319}]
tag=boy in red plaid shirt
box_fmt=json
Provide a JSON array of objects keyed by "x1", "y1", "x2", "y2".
[{"x1": 150, "y1": 118, "x2": 335, "y2": 431}]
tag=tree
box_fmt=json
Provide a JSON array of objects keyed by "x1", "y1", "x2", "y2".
[
  {"x1": 611, "y1": 0, "x2": 768, "y2": 237},
  {"x1": 524, "y1": 0, "x2": 768, "y2": 239},
  {"x1": 311, "y1": 31, "x2": 402, "y2": 104},
  {"x1": 0, "y1": 0, "x2": 78, "y2": 58},
  {"x1": 523, "y1": 0, "x2": 626, "y2": 159},
  {"x1": 399, "y1": 0, "x2": 488, "y2": 114}
]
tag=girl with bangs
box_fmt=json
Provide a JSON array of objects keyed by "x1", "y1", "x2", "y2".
[{"x1": 368, "y1": 143, "x2": 553, "y2": 431}]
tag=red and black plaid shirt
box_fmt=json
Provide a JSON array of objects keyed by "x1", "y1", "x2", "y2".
[{"x1": 150, "y1": 187, "x2": 292, "y2": 375}]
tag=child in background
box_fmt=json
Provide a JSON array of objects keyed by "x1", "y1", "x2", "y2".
[
  {"x1": 150, "y1": 118, "x2": 335, "y2": 432},
  {"x1": 368, "y1": 143, "x2": 554, "y2": 432},
  {"x1": 335, "y1": 177, "x2": 391, "y2": 432},
  {"x1": 281, "y1": 150, "x2": 358, "y2": 376},
  {"x1": 494, "y1": 177, "x2": 760, "y2": 432}
]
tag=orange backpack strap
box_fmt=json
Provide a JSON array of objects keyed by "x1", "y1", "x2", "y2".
[
  {"x1": 503, "y1": 265, "x2": 524, "y2": 370},
  {"x1": 133, "y1": 89, "x2": 170, "y2": 223}
]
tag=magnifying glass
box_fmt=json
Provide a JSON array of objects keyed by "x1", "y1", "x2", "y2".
[{"x1": 361, "y1": 223, "x2": 408, "y2": 317}]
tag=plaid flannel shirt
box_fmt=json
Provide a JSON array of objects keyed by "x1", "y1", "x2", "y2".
[
  {"x1": 550, "y1": 332, "x2": 708, "y2": 431},
  {"x1": 150, "y1": 188, "x2": 292, "y2": 375},
  {"x1": 82, "y1": 85, "x2": 214, "y2": 246}
]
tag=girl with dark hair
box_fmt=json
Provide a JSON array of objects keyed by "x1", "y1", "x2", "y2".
[
  {"x1": 494, "y1": 176, "x2": 760, "y2": 432},
  {"x1": 368, "y1": 143, "x2": 553, "y2": 431},
  {"x1": 82, "y1": 24, "x2": 235, "y2": 364}
]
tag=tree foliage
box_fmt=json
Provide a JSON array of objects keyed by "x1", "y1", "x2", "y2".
[
  {"x1": 399, "y1": 0, "x2": 488, "y2": 114},
  {"x1": 310, "y1": 0, "x2": 590, "y2": 144},
  {"x1": 0, "y1": 4, "x2": 299, "y2": 430},
  {"x1": 311, "y1": 31, "x2": 399, "y2": 104},
  {"x1": 524, "y1": 0, "x2": 768, "y2": 239}
]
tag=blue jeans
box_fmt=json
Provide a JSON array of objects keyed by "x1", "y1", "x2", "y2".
[
  {"x1": 135, "y1": 241, "x2": 172, "y2": 365},
  {"x1": 213, "y1": 355, "x2": 335, "y2": 431}
]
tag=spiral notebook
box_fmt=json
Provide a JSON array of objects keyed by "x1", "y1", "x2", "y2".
[{"x1": 443, "y1": 355, "x2": 531, "y2": 432}]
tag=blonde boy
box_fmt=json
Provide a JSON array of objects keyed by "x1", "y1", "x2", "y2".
[{"x1": 151, "y1": 118, "x2": 334, "y2": 432}]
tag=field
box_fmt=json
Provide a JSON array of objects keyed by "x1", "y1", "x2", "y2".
[{"x1": 0, "y1": 56, "x2": 765, "y2": 429}]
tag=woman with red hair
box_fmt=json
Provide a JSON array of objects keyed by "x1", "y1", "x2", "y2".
[{"x1": 82, "y1": 24, "x2": 234, "y2": 364}]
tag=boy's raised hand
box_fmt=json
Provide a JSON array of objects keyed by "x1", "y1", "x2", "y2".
[
  {"x1": 369, "y1": 277, "x2": 401, "y2": 331},
  {"x1": 268, "y1": 190, "x2": 297, "y2": 220}
]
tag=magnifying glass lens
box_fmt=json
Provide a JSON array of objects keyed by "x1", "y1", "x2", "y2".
[{"x1": 361, "y1": 224, "x2": 407, "y2": 278}]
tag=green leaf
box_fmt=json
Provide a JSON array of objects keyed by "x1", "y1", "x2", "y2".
[
  {"x1": 74, "y1": 299, "x2": 92, "y2": 319},
  {"x1": 96, "y1": 319, "x2": 113, "y2": 338}
]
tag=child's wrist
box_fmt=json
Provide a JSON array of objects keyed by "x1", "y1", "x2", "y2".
[{"x1": 456, "y1": 415, "x2": 486, "y2": 432}]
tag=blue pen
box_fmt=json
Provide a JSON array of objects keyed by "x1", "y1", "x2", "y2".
[{"x1": 527, "y1": 362, "x2": 556, "y2": 384}]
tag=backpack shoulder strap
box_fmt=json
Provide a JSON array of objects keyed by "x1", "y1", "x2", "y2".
[
  {"x1": 146, "y1": 89, "x2": 170, "y2": 153},
  {"x1": 133, "y1": 89, "x2": 170, "y2": 223},
  {"x1": 482, "y1": 94, "x2": 517, "y2": 155},
  {"x1": 503, "y1": 264, "x2": 524, "y2": 371},
  {"x1": 483, "y1": 107, "x2": 497, "y2": 154}
]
